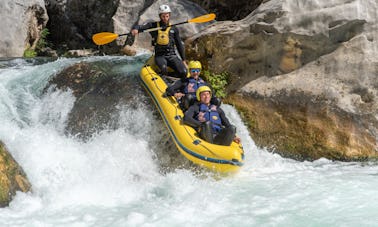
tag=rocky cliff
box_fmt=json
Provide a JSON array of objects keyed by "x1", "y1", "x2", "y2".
[
  {"x1": 44, "y1": 0, "x2": 212, "y2": 53},
  {"x1": 190, "y1": 0, "x2": 263, "y2": 21},
  {"x1": 186, "y1": 0, "x2": 378, "y2": 160},
  {"x1": 0, "y1": 0, "x2": 48, "y2": 57},
  {"x1": 1, "y1": 0, "x2": 260, "y2": 57}
]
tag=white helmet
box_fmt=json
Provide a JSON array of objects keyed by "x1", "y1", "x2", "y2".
[{"x1": 158, "y1": 4, "x2": 171, "y2": 14}]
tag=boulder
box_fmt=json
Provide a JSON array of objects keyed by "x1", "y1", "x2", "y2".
[
  {"x1": 0, "y1": 141, "x2": 31, "y2": 207},
  {"x1": 0, "y1": 0, "x2": 48, "y2": 57},
  {"x1": 186, "y1": 0, "x2": 368, "y2": 91},
  {"x1": 46, "y1": 61, "x2": 135, "y2": 139},
  {"x1": 45, "y1": 58, "x2": 192, "y2": 172},
  {"x1": 190, "y1": 0, "x2": 263, "y2": 21},
  {"x1": 187, "y1": 0, "x2": 378, "y2": 161},
  {"x1": 46, "y1": 0, "x2": 149, "y2": 52},
  {"x1": 46, "y1": 0, "x2": 121, "y2": 52}
]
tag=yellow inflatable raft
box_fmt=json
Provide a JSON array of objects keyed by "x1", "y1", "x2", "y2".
[{"x1": 139, "y1": 61, "x2": 244, "y2": 174}]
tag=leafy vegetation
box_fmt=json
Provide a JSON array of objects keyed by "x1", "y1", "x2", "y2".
[
  {"x1": 23, "y1": 48, "x2": 36, "y2": 58},
  {"x1": 23, "y1": 28, "x2": 50, "y2": 58},
  {"x1": 36, "y1": 28, "x2": 50, "y2": 51},
  {"x1": 202, "y1": 70, "x2": 230, "y2": 98}
]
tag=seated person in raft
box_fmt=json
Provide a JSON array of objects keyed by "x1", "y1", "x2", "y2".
[
  {"x1": 183, "y1": 86, "x2": 241, "y2": 146},
  {"x1": 165, "y1": 60, "x2": 220, "y2": 111}
]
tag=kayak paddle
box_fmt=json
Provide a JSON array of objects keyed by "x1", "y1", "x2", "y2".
[{"x1": 92, "y1": 13, "x2": 216, "y2": 46}]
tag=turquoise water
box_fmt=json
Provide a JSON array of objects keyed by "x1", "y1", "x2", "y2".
[{"x1": 0, "y1": 56, "x2": 377, "y2": 226}]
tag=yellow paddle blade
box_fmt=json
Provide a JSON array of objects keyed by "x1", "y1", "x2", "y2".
[
  {"x1": 92, "y1": 32, "x2": 119, "y2": 45},
  {"x1": 188, "y1": 13, "x2": 216, "y2": 23}
]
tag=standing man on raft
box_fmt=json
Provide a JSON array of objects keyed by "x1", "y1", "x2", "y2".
[{"x1": 130, "y1": 4, "x2": 188, "y2": 79}]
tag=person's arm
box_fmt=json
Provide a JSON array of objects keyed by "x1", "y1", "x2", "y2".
[
  {"x1": 218, "y1": 107, "x2": 241, "y2": 143},
  {"x1": 184, "y1": 105, "x2": 201, "y2": 128},
  {"x1": 166, "y1": 79, "x2": 185, "y2": 96},
  {"x1": 173, "y1": 27, "x2": 185, "y2": 61},
  {"x1": 218, "y1": 107, "x2": 231, "y2": 128},
  {"x1": 131, "y1": 22, "x2": 156, "y2": 35}
]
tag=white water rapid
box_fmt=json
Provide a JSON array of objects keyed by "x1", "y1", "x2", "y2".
[{"x1": 0, "y1": 56, "x2": 377, "y2": 226}]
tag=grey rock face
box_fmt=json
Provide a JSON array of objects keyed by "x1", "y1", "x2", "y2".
[
  {"x1": 46, "y1": 0, "x2": 120, "y2": 51},
  {"x1": 45, "y1": 0, "x2": 208, "y2": 53},
  {"x1": 0, "y1": 0, "x2": 48, "y2": 57},
  {"x1": 190, "y1": 0, "x2": 263, "y2": 21},
  {"x1": 187, "y1": 0, "x2": 378, "y2": 160}
]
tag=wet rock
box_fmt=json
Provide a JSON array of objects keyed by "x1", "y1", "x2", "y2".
[
  {"x1": 66, "y1": 49, "x2": 99, "y2": 57},
  {"x1": 0, "y1": 141, "x2": 31, "y2": 207},
  {"x1": 45, "y1": 59, "x2": 191, "y2": 172},
  {"x1": 121, "y1": 45, "x2": 137, "y2": 56},
  {"x1": 47, "y1": 61, "x2": 139, "y2": 139}
]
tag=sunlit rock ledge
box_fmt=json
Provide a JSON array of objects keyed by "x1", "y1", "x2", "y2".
[
  {"x1": 187, "y1": 0, "x2": 378, "y2": 160},
  {"x1": 0, "y1": 141, "x2": 31, "y2": 207}
]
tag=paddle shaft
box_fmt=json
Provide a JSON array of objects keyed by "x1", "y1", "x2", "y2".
[{"x1": 118, "y1": 20, "x2": 189, "y2": 37}]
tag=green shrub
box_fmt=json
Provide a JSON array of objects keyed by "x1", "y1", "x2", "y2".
[
  {"x1": 36, "y1": 28, "x2": 50, "y2": 51},
  {"x1": 23, "y1": 48, "x2": 36, "y2": 58},
  {"x1": 23, "y1": 28, "x2": 50, "y2": 57},
  {"x1": 202, "y1": 70, "x2": 230, "y2": 98}
]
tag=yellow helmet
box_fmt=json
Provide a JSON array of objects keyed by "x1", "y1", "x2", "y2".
[
  {"x1": 196, "y1": 86, "x2": 212, "y2": 101},
  {"x1": 188, "y1": 60, "x2": 202, "y2": 70}
]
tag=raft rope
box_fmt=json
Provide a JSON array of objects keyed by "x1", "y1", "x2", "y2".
[{"x1": 143, "y1": 65, "x2": 225, "y2": 159}]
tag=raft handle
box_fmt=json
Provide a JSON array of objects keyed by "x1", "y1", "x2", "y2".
[{"x1": 193, "y1": 140, "x2": 201, "y2": 145}]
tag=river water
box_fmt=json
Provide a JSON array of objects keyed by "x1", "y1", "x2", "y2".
[{"x1": 0, "y1": 56, "x2": 377, "y2": 226}]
